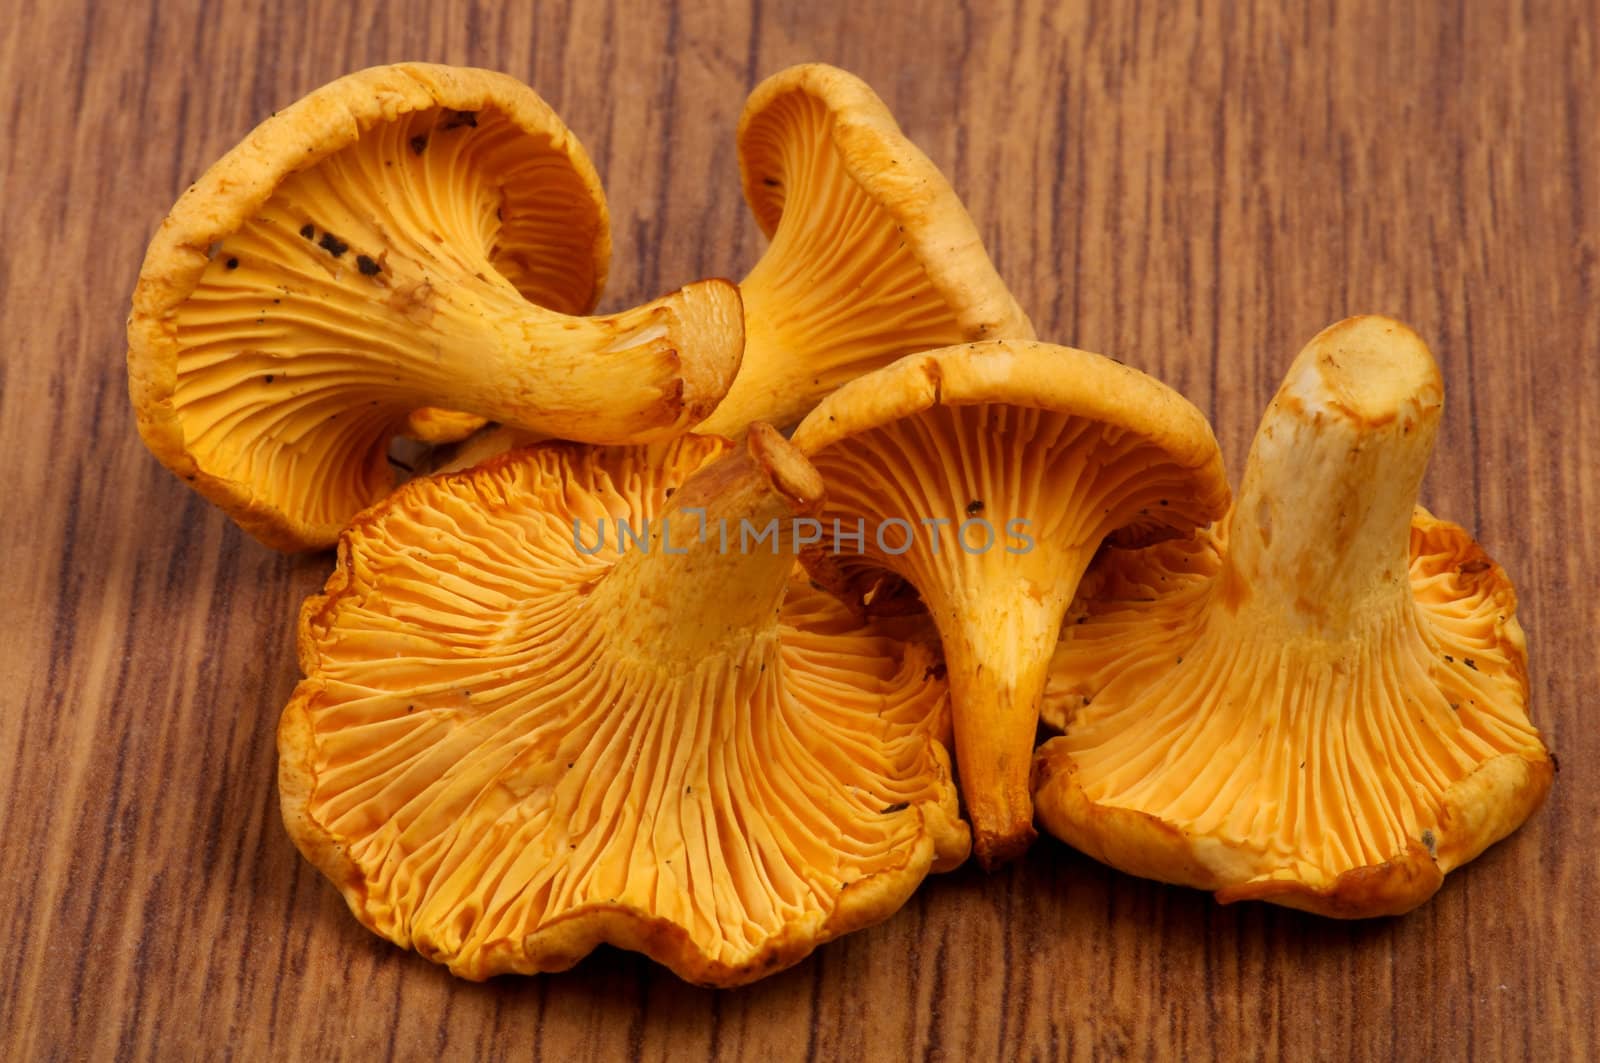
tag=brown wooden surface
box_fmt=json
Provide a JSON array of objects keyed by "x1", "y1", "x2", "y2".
[{"x1": 3, "y1": 1, "x2": 1597, "y2": 1059}]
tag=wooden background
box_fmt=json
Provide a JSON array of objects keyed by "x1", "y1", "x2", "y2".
[{"x1": 3, "y1": 0, "x2": 1596, "y2": 1058}]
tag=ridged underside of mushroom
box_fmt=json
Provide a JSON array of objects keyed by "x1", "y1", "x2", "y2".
[
  {"x1": 803, "y1": 400, "x2": 1219, "y2": 865},
  {"x1": 1035, "y1": 508, "x2": 1551, "y2": 915},
  {"x1": 280, "y1": 437, "x2": 966, "y2": 985},
  {"x1": 170, "y1": 106, "x2": 600, "y2": 533},
  {"x1": 703, "y1": 69, "x2": 1032, "y2": 436},
  {"x1": 735, "y1": 93, "x2": 966, "y2": 421},
  {"x1": 806, "y1": 403, "x2": 1219, "y2": 613},
  {"x1": 1042, "y1": 531, "x2": 1222, "y2": 730}
]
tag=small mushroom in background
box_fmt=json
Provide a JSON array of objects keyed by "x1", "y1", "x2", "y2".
[
  {"x1": 400, "y1": 406, "x2": 488, "y2": 445},
  {"x1": 279, "y1": 425, "x2": 968, "y2": 986},
  {"x1": 696, "y1": 63, "x2": 1036, "y2": 436},
  {"x1": 790, "y1": 340, "x2": 1230, "y2": 867},
  {"x1": 1032, "y1": 316, "x2": 1553, "y2": 917},
  {"x1": 128, "y1": 63, "x2": 744, "y2": 551}
]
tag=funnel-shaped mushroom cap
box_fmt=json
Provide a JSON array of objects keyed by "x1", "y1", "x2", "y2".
[
  {"x1": 129, "y1": 63, "x2": 743, "y2": 551},
  {"x1": 790, "y1": 341, "x2": 1229, "y2": 866},
  {"x1": 1034, "y1": 317, "x2": 1553, "y2": 917},
  {"x1": 279, "y1": 426, "x2": 968, "y2": 985},
  {"x1": 695, "y1": 64, "x2": 1034, "y2": 437}
]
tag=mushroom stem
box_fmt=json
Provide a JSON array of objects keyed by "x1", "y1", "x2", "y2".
[
  {"x1": 591, "y1": 424, "x2": 826, "y2": 660},
  {"x1": 931, "y1": 580, "x2": 1084, "y2": 867},
  {"x1": 1224, "y1": 317, "x2": 1443, "y2": 636},
  {"x1": 694, "y1": 282, "x2": 792, "y2": 438},
  {"x1": 411, "y1": 277, "x2": 744, "y2": 442}
]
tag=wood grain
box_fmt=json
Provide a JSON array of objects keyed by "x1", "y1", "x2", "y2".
[{"x1": 3, "y1": 0, "x2": 1596, "y2": 1058}]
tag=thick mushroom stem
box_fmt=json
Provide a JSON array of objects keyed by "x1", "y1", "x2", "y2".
[
  {"x1": 591, "y1": 424, "x2": 826, "y2": 660},
  {"x1": 1223, "y1": 316, "x2": 1443, "y2": 636},
  {"x1": 927, "y1": 576, "x2": 1083, "y2": 867},
  {"x1": 377, "y1": 276, "x2": 745, "y2": 443}
]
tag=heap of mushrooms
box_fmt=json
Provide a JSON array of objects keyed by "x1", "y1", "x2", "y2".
[{"x1": 128, "y1": 62, "x2": 1552, "y2": 984}]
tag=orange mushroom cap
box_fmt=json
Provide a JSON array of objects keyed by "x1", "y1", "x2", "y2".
[
  {"x1": 1033, "y1": 316, "x2": 1553, "y2": 916},
  {"x1": 696, "y1": 64, "x2": 1035, "y2": 436},
  {"x1": 279, "y1": 427, "x2": 967, "y2": 984},
  {"x1": 791, "y1": 340, "x2": 1229, "y2": 866},
  {"x1": 129, "y1": 63, "x2": 743, "y2": 550}
]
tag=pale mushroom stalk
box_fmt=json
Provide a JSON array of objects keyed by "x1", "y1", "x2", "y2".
[
  {"x1": 402, "y1": 406, "x2": 488, "y2": 444},
  {"x1": 1222, "y1": 318, "x2": 1438, "y2": 636},
  {"x1": 1033, "y1": 317, "x2": 1552, "y2": 916},
  {"x1": 924, "y1": 571, "x2": 1079, "y2": 866},
  {"x1": 588, "y1": 424, "x2": 824, "y2": 658},
  {"x1": 180, "y1": 254, "x2": 740, "y2": 443}
]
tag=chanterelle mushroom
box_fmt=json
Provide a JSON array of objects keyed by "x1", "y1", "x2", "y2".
[
  {"x1": 696, "y1": 64, "x2": 1035, "y2": 436},
  {"x1": 1033, "y1": 317, "x2": 1553, "y2": 917},
  {"x1": 279, "y1": 426, "x2": 968, "y2": 984},
  {"x1": 128, "y1": 63, "x2": 743, "y2": 551},
  {"x1": 790, "y1": 341, "x2": 1229, "y2": 866}
]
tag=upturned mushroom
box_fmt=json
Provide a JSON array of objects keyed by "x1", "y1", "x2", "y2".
[
  {"x1": 279, "y1": 426, "x2": 968, "y2": 985},
  {"x1": 1033, "y1": 316, "x2": 1553, "y2": 916},
  {"x1": 790, "y1": 341, "x2": 1230, "y2": 866},
  {"x1": 129, "y1": 63, "x2": 743, "y2": 551},
  {"x1": 696, "y1": 63, "x2": 1035, "y2": 436}
]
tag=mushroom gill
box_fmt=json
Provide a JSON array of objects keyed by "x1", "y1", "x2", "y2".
[
  {"x1": 129, "y1": 63, "x2": 743, "y2": 550},
  {"x1": 792, "y1": 341, "x2": 1229, "y2": 867},
  {"x1": 696, "y1": 64, "x2": 1034, "y2": 436},
  {"x1": 1033, "y1": 316, "x2": 1553, "y2": 916},
  {"x1": 279, "y1": 427, "x2": 968, "y2": 985}
]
